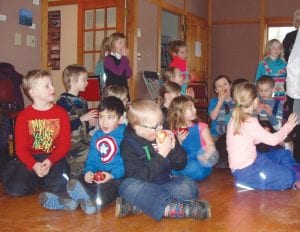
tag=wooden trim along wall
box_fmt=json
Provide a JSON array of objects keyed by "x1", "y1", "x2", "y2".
[
  {"x1": 126, "y1": 0, "x2": 138, "y2": 99},
  {"x1": 48, "y1": 0, "x2": 78, "y2": 7},
  {"x1": 207, "y1": 0, "x2": 212, "y2": 99},
  {"x1": 41, "y1": 1, "x2": 48, "y2": 69},
  {"x1": 259, "y1": 0, "x2": 266, "y2": 61}
]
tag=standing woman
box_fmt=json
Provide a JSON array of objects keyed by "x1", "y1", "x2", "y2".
[{"x1": 286, "y1": 28, "x2": 300, "y2": 163}]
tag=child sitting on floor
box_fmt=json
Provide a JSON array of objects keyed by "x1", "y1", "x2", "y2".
[
  {"x1": 256, "y1": 76, "x2": 283, "y2": 131},
  {"x1": 157, "y1": 81, "x2": 181, "y2": 128},
  {"x1": 2, "y1": 70, "x2": 71, "y2": 197},
  {"x1": 168, "y1": 95, "x2": 218, "y2": 180},
  {"x1": 57, "y1": 64, "x2": 98, "y2": 178},
  {"x1": 227, "y1": 82, "x2": 300, "y2": 190},
  {"x1": 116, "y1": 99, "x2": 210, "y2": 221},
  {"x1": 39, "y1": 96, "x2": 126, "y2": 214},
  {"x1": 162, "y1": 67, "x2": 194, "y2": 97}
]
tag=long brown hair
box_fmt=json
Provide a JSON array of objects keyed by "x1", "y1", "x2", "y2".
[{"x1": 167, "y1": 95, "x2": 196, "y2": 129}]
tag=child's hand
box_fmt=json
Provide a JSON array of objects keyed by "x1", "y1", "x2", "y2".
[
  {"x1": 121, "y1": 48, "x2": 129, "y2": 57},
  {"x1": 32, "y1": 162, "x2": 45, "y2": 177},
  {"x1": 263, "y1": 104, "x2": 272, "y2": 115},
  {"x1": 156, "y1": 130, "x2": 175, "y2": 158},
  {"x1": 176, "y1": 129, "x2": 189, "y2": 144},
  {"x1": 40, "y1": 159, "x2": 52, "y2": 176},
  {"x1": 186, "y1": 87, "x2": 195, "y2": 98},
  {"x1": 287, "y1": 113, "x2": 298, "y2": 128},
  {"x1": 93, "y1": 171, "x2": 112, "y2": 184},
  {"x1": 84, "y1": 171, "x2": 94, "y2": 183},
  {"x1": 218, "y1": 89, "x2": 228, "y2": 102},
  {"x1": 80, "y1": 110, "x2": 98, "y2": 123},
  {"x1": 256, "y1": 102, "x2": 264, "y2": 114},
  {"x1": 89, "y1": 118, "x2": 98, "y2": 127}
]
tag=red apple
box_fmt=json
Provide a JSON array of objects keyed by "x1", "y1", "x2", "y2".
[
  {"x1": 172, "y1": 127, "x2": 189, "y2": 135},
  {"x1": 93, "y1": 171, "x2": 106, "y2": 181},
  {"x1": 157, "y1": 130, "x2": 167, "y2": 143}
]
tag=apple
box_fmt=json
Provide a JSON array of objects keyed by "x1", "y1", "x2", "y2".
[
  {"x1": 93, "y1": 171, "x2": 106, "y2": 181},
  {"x1": 157, "y1": 130, "x2": 167, "y2": 143},
  {"x1": 172, "y1": 127, "x2": 188, "y2": 135}
]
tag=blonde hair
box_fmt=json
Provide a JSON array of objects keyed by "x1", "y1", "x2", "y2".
[
  {"x1": 107, "y1": 32, "x2": 126, "y2": 53},
  {"x1": 157, "y1": 81, "x2": 181, "y2": 106},
  {"x1": 103, "y1": 85, "x2": 128, "y2": 100},
  {"x1": 167, "y1": 95, "x2": 196, "y2": 129},
  {"x1": 264, "y1": 39, "x2": 284, "y2": 59},
  {"x1": 22, "y1": 69, "x2": 51, "y2": 101},
  {"x1": 98, "y1": 37, "x2": 110, "y2": 62},
  {"x1": 62, "y1": 64, "x2": 87, "y2": 90},
  {"x1": 232, "y1": 82, "x2": 257, "y2": 135},
  {"x1": 162, "y1": 67, "x2": 177, "y2": 82},
  {"x1": 127, "y1": 99, "x2": 162, "y2": 128}
]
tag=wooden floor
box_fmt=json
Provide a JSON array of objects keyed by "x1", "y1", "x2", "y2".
[{"x1": 0, "y1": 169, "x2": 299, "y2": 232}]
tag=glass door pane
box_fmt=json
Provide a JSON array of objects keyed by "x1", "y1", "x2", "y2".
[
  {"x1": 85, "y1": 10, "x2": 93, "y2": 29},
  {"x1": 107, "y1": 7, "x2": 116, "y2": 28}
]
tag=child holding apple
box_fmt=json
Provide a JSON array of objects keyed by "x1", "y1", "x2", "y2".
[
  {"x1": 116, "y1": 99, "x2": 210, "y2": 221},
  {"x1": 168, "y1": 95, "x2": 218, "y2": 180},
  {"x1": 39, "y1": 96, "x2": 126, "y2": 214},
  {"x1": 208, "y1": 75, "x2": 235, "y2": 138}
]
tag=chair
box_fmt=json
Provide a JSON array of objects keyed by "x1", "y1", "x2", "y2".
[
  {"x1": 142, "y1": 71, "x2": 162, "y2": 102},
  {"x1": 188, "y1": 81, "x2": 209, "y2": 122},
  {"x1": 79, "y1": 76, "x2": 101, "y2": 110}
]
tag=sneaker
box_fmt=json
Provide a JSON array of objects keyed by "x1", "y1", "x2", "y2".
[
  {"x1": 115, "y1": 197, "x2": 141, "y2": 217},
  {"x1": 66, "y1": 179, "x2": 97, "y2": 215},
  {"x1": 164, "y1": 199, "x2": 211, "y2": 220},
  {"x1": 187, "y1": 200, "x2": 211, "y2": 220},
  {"x1": 39, "y1": 192, "x2": 79, "y2": 211}
]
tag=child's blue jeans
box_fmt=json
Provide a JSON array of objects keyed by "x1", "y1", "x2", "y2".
[
  {"x1": 118, "y1": 176, "x2": 199, "y2": 220},
  {"x1": 232, "y1": 149, "x2": 297, "y2": 190},
  {"x1": 172, "y1": 159, "x2": 212, "y2": 181}
]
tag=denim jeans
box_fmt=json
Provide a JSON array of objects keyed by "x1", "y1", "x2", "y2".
[
  {"x1": 232, "y1": 149, "x2": 297, "y2": 190},
  {"x1": 172, "y1": 159, "x2": 212, "y2": 180},
  {"x1": 77, "y1": 175, "x2": 120, "y2": 211},
  {"x1": 2, "y1": 155, "x2": 69, "y2": 196},
  {"x1": 118, "y1": 176, "x2": 199, "y2": 220}
]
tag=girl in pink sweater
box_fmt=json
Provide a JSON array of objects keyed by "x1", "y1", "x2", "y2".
[{"x1": 227, "y1": 82, "x2": 300, "y2": 190}]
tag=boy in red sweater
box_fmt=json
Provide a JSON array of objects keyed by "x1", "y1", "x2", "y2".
[{"x1": 2, "y1": 70, "x2": 72, "y2": 201}]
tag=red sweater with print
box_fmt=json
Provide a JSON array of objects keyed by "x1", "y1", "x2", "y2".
[{"x1": 15, "y1": 105, "x2": 71, "y2": 170}]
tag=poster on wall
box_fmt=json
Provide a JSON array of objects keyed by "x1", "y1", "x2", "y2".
[
  {"x1": 48, "y1": 11, "x2": 61, "y2": 70},
  {"x1": 19, "y1": 9, "x2": 33, "y2": 26}
]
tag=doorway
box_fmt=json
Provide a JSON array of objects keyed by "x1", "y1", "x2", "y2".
[{"x1": 161, "y1": 10, "x2": 182, "y2": 69}]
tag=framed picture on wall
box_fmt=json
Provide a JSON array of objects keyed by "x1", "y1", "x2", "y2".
[{"x1": 48, "y1": 11, "x2": 61, "y2": 70}]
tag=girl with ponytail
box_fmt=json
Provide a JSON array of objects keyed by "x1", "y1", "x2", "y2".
[{"x1": 227, "y1": 82, "x2": 300, "y2": 190}]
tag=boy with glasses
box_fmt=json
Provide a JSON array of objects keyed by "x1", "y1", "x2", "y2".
[{"x1": 116, "y1": 99, "x2": 210, "y2": 221}]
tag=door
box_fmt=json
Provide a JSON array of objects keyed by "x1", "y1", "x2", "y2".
[
  {"x1": 186, "y1": 15, "x2": 208, "y2": 81},
  {"x1": 78, "y1": 0, "x2": 125, "y2": 74}
]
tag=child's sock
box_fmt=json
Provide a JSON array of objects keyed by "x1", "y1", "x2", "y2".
[
  {"x1": 164, "y1": 199, "x2": 211, "y2": 220},
  {"x1": 66, "y1": 179, "x2": 97, "y2": 215},
  {"x1": 39, "y1": 192, "x2": 79, "y2": 211}
]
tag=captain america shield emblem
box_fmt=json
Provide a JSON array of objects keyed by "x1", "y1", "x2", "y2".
[{"x1": 95, "y1": 136, "x2": 118, "y2": 163}]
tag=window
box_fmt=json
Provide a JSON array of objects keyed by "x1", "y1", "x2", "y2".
[{"x1": 267, "y1": 26, "x2": 294, "y2": 42}]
